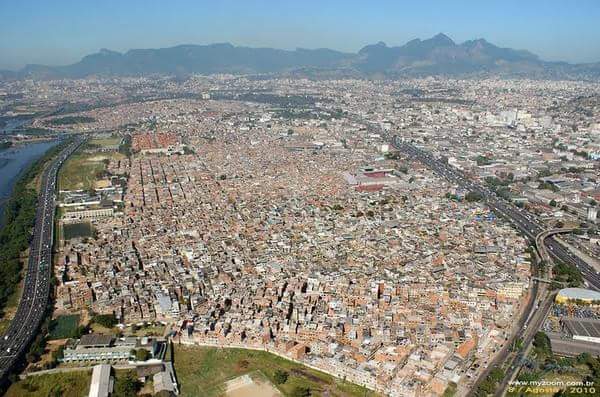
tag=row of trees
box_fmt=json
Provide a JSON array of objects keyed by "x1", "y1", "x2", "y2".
[
  {"x1": 49, "y1": 116, "x2": 96, "y2": 125},
  {"x1": 474, "y1": 367, "x2": 505, "y2": 396},
  {"x1": 0, "y1": 141, "x2": 69, "y2": 316}
]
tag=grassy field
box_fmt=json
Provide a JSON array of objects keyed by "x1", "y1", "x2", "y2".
[
  {"x1": 48, "y1": 314, "x2": 81, "y2": 340},
  {"x1": 58, "y1": 151, "x2": 124, "y2": 191},
  {"x1": 58, "y1": 153, "x2": 106, "y2": 191},
  {"x1": 88, "y1": 137, "x2": 122, "y2": 147},
  {"x1": 173, "y1": 344, "x2": 378, "y2": 397},
  {"x1": 5, "y1": 370, "x2": 91, "y2": 397},
  {"x1": 127, "y1": 323, "x2": 165, "y2": 337}
]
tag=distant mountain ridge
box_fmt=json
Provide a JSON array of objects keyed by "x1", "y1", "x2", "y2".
[{"x1": 3, "y1": 34, "x2": 600, "y2": 79}]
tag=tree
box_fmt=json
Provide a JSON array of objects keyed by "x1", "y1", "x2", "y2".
[
  {"x1": 93, "y1": 313, "x2": 117, "y2": 328},
  {"x1": 465, "y1": 191, "x2": 483, "y2": 202},
  {"x1": 291, "y1": 386, "x2": 311, "y2": 397},
  {"x1": 135, "y1": 349, "x2": 151, "y2": 361},
  {"x1": 114, "y1": 370, "x2": 141, "y2": 397},
  {"x1": 274, "y1": 370, "x2": 289, "y2": 384},
  {"x1": 533, "y1": 332, "x2": 552, "y2": 357}
]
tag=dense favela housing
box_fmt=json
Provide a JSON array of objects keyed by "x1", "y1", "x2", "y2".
[{"x1": 2, "y1": 74, "x2": 598, "y2": 396}]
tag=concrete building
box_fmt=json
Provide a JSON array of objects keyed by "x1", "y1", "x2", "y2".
[
  {"x1": 556, "y1": 288, "x2": 600, "y2": 305},
  {"x1": 89, "y1": 364, "x2": 113, "y2": 397},
  {"x1": 588, "y1": 207, "x2": 598, "y2": 222}
]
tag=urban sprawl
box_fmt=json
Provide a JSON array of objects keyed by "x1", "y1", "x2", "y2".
[{"x1": 1, "y1": 75, "x2": 599, "y2": 397}]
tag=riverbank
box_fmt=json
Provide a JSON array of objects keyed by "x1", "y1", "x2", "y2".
[
  {"x1": 0, "y1": 141, "x2": 59, "y2": 223},
  {"x1": 0, "y1": 140, "x2": 65, "y2": 318}
]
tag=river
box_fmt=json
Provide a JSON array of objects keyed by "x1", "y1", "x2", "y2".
[{"x1": 0, "y1": 140, "x2": 58, "y2": 225}]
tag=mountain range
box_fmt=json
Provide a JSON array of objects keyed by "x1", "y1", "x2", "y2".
[{"x1": 2, "y1": 33, "x2": 599, "y2": 80}]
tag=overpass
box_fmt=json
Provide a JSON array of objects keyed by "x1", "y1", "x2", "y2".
[
  {"x1": 535, "y1": 228, "x2": 574, "y2": 272},
  {"x1": 385, "y1": 136, "x2": 599, "y2": 396}
]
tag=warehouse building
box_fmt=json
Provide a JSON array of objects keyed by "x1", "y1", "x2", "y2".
[
  {"x1": 89, "y1": 364, "x2": 113, "y2": 397},
  {"x1": 555, "y1": 288, "x2": 600, "y2": 305}
]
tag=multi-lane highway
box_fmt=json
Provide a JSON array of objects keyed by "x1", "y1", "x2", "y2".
[
  {"x1": 388, "y1": 136, "x2": 600, "y2": 396},
  {"x1": 391, "y1": 137, "x2": 600, "y2": 290},
  {"x1": 0, "y1": 136, "x2": 84, "y2": 380}
]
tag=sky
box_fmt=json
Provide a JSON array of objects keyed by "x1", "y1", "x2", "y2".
[{"x1": 1, "y1": 0, "x2": 599, "y2": 70}]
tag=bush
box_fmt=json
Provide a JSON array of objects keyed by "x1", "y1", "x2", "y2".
[
  {"x1": 274, "y1": 370, "x2": 289, "y2": 384},
  {"x1": 135, "y1": 349, "x2": 151, "y2": 361},
  {"x1": 114, "y1": 370, "x2": 141, "y2": 397},
  {"x1": 533, "y1": 332, "x2": 552, "y2": 357},
  {"x1": 291, "y1": 386, "x2": 311, "y2": 397},
  {"x1": 92, "y1": 313, "x2": 117, "y2": 328},
  {"x1": 465, "y1": 191, "x2": 483, "y2": 202}
]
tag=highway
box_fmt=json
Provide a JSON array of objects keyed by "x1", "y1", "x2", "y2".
[
  {"x1": 388, "y1": 136, "x2": 600, "y2": 396},
  {"x1": 0, "y1": 136, "x2": 84, "y2": 380},
  {"x1": 391, "y1": 137, "x2": 600, "y2": 290}
]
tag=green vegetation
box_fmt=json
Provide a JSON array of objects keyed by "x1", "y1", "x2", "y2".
[
  {"x1": 5, "y1": 370, "x2": 91, "y2": 397},
  {"x1": 58, "y1": 150, "x2": 123, "y2": 191},
  {"x1": 512, "y1": 350, "x2": 599, "y2": 396},
  {"x1": 14, "y1": 127, "x2": 54, "y2": 136},
  {"x1": 50, "y1": 116, "x2": 96, "y2": 125},
  {"x1": 291, "y1": 386, "x2": 311, "y2": 397},
  {"x1": 48, "y1": 314, "x2": 82, "y2": 340},
  {"x1": 384, "y1": 151, "x2": 401, "y2": 160},
  {"x1": 119, "y1": 134, "x2": 132, "y2": 157},
  {"x1": 113, "y1": 370, "x2": 141, "y2": 397},
  {"x1": 62, "y1": 222, "x2": 94, "y2": 240},
  {"x1": 128, "y1": 322, "x2": 165, "y2": 336},
  {"x1": 553, "y1": 261, "x2": 583, "y2": 287},
  {"x1": 182, "y1": 145, "x2": 195, "y2": 155},
  {"x1": 88, "y1": 136, "x2": 121, "y2": 147},
  {"x1": 133, "y1": 348, "x2": 151, "y2": 361},
  {"x1": 485, "y1": 176, "x2": 511, "y2": 188},
  {"x1": 91, "y1": 313, "x2": 118, "y2": 328},
  {"x1": 442, "y1": 382, "x2": 457, "y2": 397},
  {"x1": 0, "y1": 141, "x2": 67, "y2": 316},
  {"x1": 474, "y1": 367, "x2": 505, "y2": 397},
  {"x1": 538, "y1": 181, "x2": 560, "y2": 192},
  {"x1": 445, "y1": 192, "x2": 460, "y2": 201},
  {"x1": 532, "y1": 332, "x2": 552, "y2": 359},
  {"x1": 465, "y1": 191, "x2": 484, "y2": 202},
  {"x1": 475, "y1": 155, "x2": 492, "y2": 166},
  {"x1": 485, "y1": 176, "x2": 514, "y2": 201},
  {"x1": 173, "y1": 344, "x2": 377, "y2": 397},
  {"x1": 274, "y1": 369, "x2": 289, "y2": 384}
]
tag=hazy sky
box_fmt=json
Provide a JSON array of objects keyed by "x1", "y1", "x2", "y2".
[{"x1": 1, "y1": 0, "x2": 599, "y2": 70}]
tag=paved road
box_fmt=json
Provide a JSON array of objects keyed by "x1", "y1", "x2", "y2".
[
  {"x1": 495, "y1": 292, "x2": 555, "y2": 397},
  {"x1": 391, "y1": 137, "x2": 600, "y2": 290},
  {"x1": 388, "y1": 137, "x2": 599, "y2": 396},
  {"x1": 0, "y1": 137, "x2": 84, "y2": 380}
]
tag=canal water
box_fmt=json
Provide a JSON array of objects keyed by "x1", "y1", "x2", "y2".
[{"x1": 0, "y1": 140, "x2": 58, "y2": 225}]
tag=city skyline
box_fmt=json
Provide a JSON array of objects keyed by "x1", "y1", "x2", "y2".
[{"x1": 1, "y1": 0, "x2": 600, "y2": 70}]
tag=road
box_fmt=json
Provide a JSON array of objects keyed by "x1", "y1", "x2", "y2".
[
  {"x1": 391, "y1": 137, "x2": 600, "y2": 290},
  {"x1": 495, "y1": 292, "x2": 555, "y2": 397},
  {"x1": 388, "y1": 137, "x2": 599, "y2": 396},
  {"x1": 0, "y1": 136, "x2": 84, "y2": 380}
]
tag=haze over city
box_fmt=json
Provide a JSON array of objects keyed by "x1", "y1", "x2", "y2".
[{"x1": 1, "y1": 0, "x2": 600, "y2": 70}]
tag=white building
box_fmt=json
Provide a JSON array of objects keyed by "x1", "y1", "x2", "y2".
[{"x1": 89, "y1": 364, "x2": 113, "y2": 397}]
